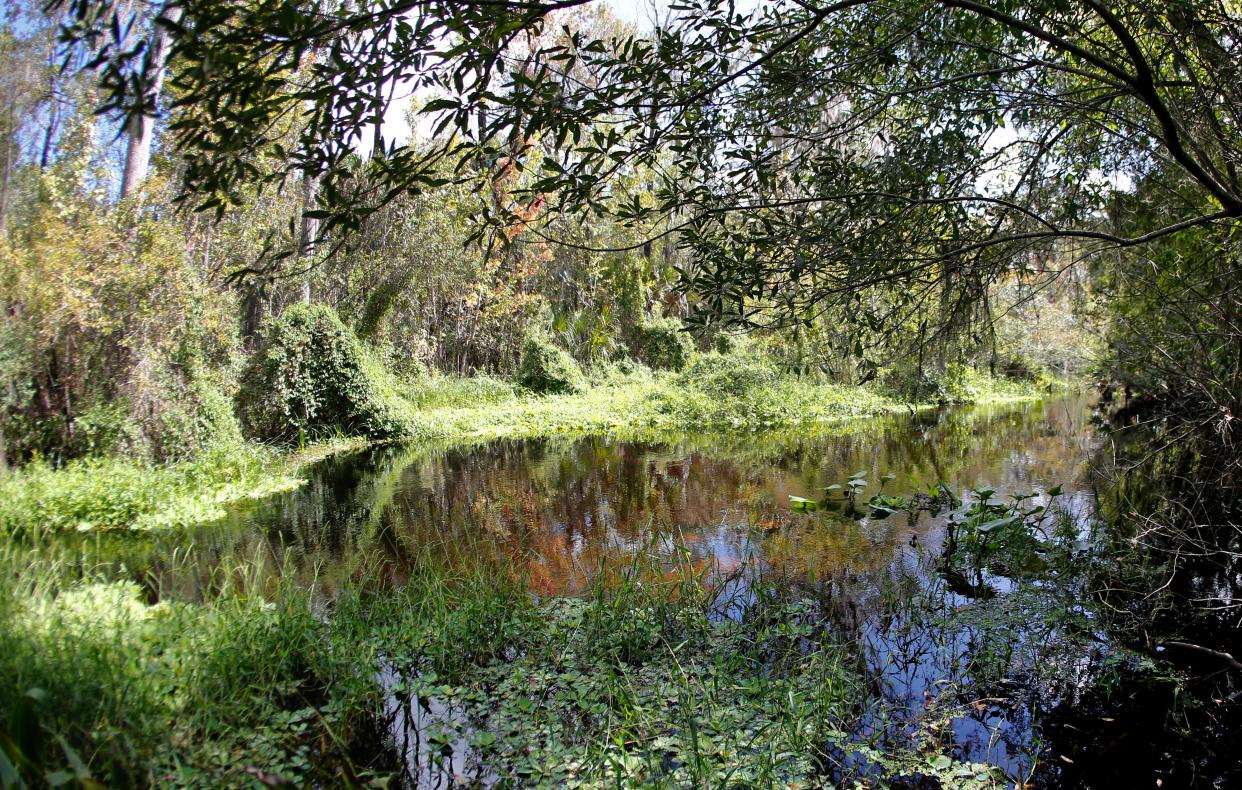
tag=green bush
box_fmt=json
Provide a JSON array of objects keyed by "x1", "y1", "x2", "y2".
[
  {"x1": 677, "y1": 352, "x2": 778, "y2": 397},
  {"x1": 880, "y1": 362, "x2": 1047, "y2": 404},
  {"x1": 880, "y1": 362, "x2": 949, "y2": 403},
  {"x1": 145, "y1": 367, "x2": 245, "y2": 460},
  {"x1": 708, "y1": 329, "x2": 751, "y2": 356},
  {"x1": 69, "y1": 402, "x2": 139, "y2": 458},
  {"x1": 629, "y1": 318, "x2": 694, "y2": 371},
  {"x1": 517, "y1": 336, "x2": 586, "y2": 395},
  {"x1": 237, "y1": 304, "x2": 401, "y2": 441}
]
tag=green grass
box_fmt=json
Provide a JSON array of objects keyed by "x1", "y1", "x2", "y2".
[
  {"x1": 0, "y1": 437, "x2": 371, "y2": 537},
  {"x1": 394, "y1": 359, "x2": 1054, "y2": 446},
  {"x1": 0, "y1": 541, "x2": 384, "y2": 788},
  {"x1": 0, "y1": 356, "x2": 1057, "y2": 538}
]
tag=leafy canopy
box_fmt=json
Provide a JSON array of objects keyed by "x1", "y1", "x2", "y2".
[{"x1": 55, "y1": 0, "x2": 1242, "y2": 330}]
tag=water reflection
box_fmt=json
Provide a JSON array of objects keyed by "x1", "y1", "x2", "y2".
[
  {"x1": 111, "y1": 395, "x2": 1109, "y2": 785},
  {"x1": 139, "y1": 395, "x2": 1096, "y2": 605}
]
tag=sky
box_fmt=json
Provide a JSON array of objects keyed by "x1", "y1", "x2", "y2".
[
  {"x1": 375, "y1": 0, "x2": 763, "y2": 150},
  {"x1": 374, "y1": 0, "x2": 1129, "y2": 194},
  {"x1": 375, "y1": 0, "x2": 663, "y2": 151}
]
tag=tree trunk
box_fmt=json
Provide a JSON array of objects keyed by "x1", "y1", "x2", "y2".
[
  {"x1": 241, "y1": 280, "x2": 267, "y2": 350},
  {"x1": 0, "y1": 109, "x2": 13, "y2": 237},
  {"x1": 40, "y1": 48, "x2": 61, "y2": 170},
  {"x1": 297, "y1": 173, "x2": 318, "y2": 303},
  {"x1": 120, "y1": 2, "x2": 183, "y2": 199}
]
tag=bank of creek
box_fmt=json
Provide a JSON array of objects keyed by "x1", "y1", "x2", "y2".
[{"x1": 71, "y1": 395, "x2": 1242, "y2": 788}]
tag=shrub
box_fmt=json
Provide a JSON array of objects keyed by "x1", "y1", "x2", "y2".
[
  {"x1": 139, "y1": 365, "x2": 245, "y2": 460},
  {"x1": 237, "y1": 304, "x2": 401, "y2": 441},
  {"x1": 518, "y1": 336, "x2": 587, "y2": 395},
  {"x1": 0, "y1": 181, "x2": 240, "y2": 463},
  {"x1": 880, "y1": 362, "x2": 1045, "y2": 404},
  {"x1": 708, "y1": 330, "x2": 751, "y2": 356},
  {"x1": 69, "y1": 402, "x2": 140, "y2": 458},
  {"x1": 405, "y1": 374, "x2": 517, "y2": 411},
  {"x1": 677, "y1": 352, "x2": 778, "y2": 398},
  {"x1": 879, "y1": 363, "x2": 949, "y2": 403},
  {"x1": 629, "y1": 318, "x2": 694, "y2": 371}
]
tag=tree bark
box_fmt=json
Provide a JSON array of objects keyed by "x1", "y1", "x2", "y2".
[
  {"x1": 120, "y1": 2, "x2": 183, "y2": 199},
  {"x1": 0, "y1": 109, "x2": 13, "y2": 237},
  {"x1": 297, "y1": 173, "x2": 318, "y2": 303}
]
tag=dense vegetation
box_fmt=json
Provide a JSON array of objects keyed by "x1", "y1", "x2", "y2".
[{"x1": 1, "y1": 0, "x2": 1239, "y2": 786}]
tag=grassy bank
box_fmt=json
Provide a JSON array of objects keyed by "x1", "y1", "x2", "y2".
[
  {"x1": 0, "y1": 543, "x2": 381, "y2": 788},
  {"x1": 394, "y1": 357, "x2": 1056, "y2": 444},
  {"x1": 0, "y1": 361, "x2": 1056, "y2": 538},
  {"x1": 0, "y1": 437, "x2": 372, "y2": 537}
]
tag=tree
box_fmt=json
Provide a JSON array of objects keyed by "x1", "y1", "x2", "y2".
[
  {"x1": 52, "y1": 0, "x2": 1242, "y2": 371},
  {"x1": 117, "y1": 1, "x2": 183, "y2": 198}
]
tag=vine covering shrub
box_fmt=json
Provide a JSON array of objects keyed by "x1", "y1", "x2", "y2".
[
  {"x1": 629, "y1": 319, "x2": 694, "y2": 371},
  {"x1": 677, "y1": 352, "x2": 778, "y2": 397},
  {"x1": 517, "y1": 337, "x2": 586, "y2": 395},
  {"x1": 237, "y1": 305, "x2": 401, "y2": 441}
]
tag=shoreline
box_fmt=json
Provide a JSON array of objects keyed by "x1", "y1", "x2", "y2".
[{"x1": 0, "y1": 371, "x2": 1063, "y2": 537}]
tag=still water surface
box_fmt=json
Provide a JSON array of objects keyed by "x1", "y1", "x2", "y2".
[
  {"x1": 127, "y1": 395, "x2": 1110, "y2": 784},
  {"x1": 154, "y1": 395, "x2": 1096, "y2": 601}
]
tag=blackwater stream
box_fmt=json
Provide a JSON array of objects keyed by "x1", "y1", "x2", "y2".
[{"x1": 113, "y1": 395, "x2": 1241, "y2": 787}]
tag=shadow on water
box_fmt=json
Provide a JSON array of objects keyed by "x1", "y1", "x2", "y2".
[{"x1": 78, "y1": 394, "x2": 1242, "y2": 787}]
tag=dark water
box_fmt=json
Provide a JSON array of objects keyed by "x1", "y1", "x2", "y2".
[
  {"x1": 142, "y1": 396, "x2": 1096, "y2": 600},
  {"x1": 94, "y1": 395, "x2": 1241, "y2": 786},
  {"x1": 115, "y1": 396, "x2": 1149, "y2": 781}
]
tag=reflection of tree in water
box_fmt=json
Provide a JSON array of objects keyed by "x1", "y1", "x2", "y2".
[
  {"x1": 1063, "y1": 420, "x2": 1242, "y2": 788},
  {"x1": 108, "y1": 396, "x2": 1242, "y2": 785},
  {"x1": 110, "y1": 395, "x2": 1192, "y2": 784},
  {"x1": 124, "y1": 395, "x2": 1098, "y2": 603}
]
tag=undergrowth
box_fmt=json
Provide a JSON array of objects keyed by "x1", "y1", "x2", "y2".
[
  {"x1": 0, "y1": 543, "x2": 384, "y2": 788},
  {"x1": 0, "y1": 350, "x2": 1056, "y2": 537},
  {"x1": 0, "y1": 437, "x2": 369, "y2": 537}
]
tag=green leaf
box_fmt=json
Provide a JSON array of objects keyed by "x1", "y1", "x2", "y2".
[
  {"x1": 976, "y1": 516, "x2": 1019, "y2": 533},
  {"x1": 788, "y1": 495, "x2": 817, "y2": 511}
]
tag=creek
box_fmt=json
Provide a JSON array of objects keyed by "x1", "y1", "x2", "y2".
[{"x1": 103, "y1": 394, "x2": 1241, "y2": 787}]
